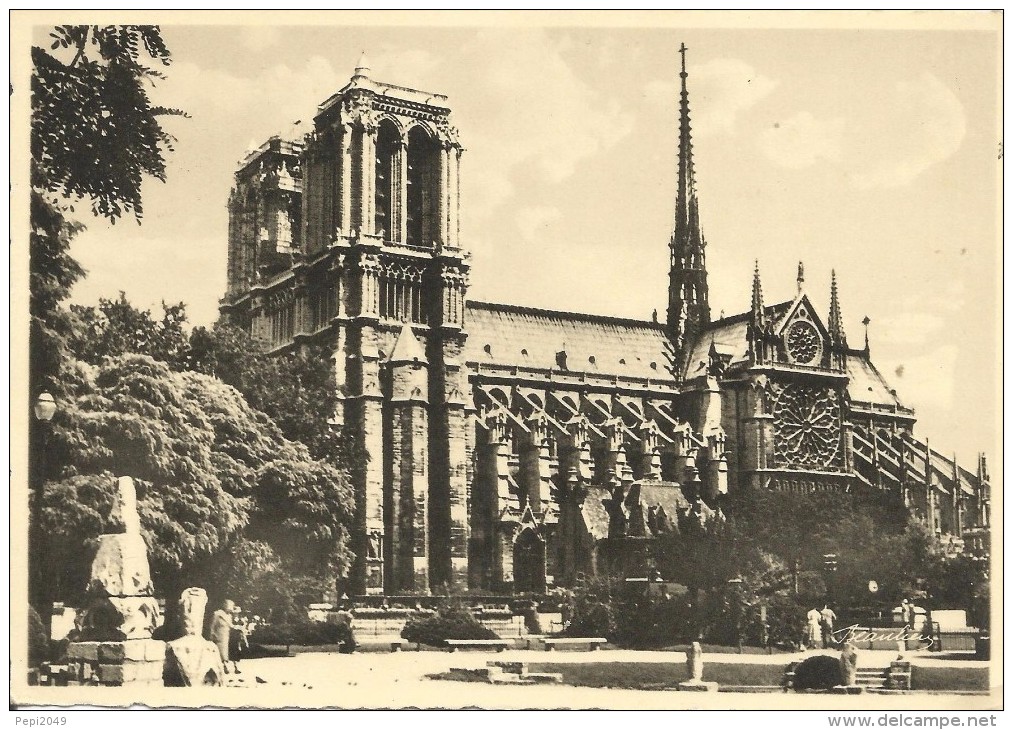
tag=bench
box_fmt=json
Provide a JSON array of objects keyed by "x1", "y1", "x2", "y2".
[
  {"x1": 543, "y1": 637, "x2": 607, "y2": 651},
  {"x1": 445, "y1": 639, "x2": 512, "y2": 653}
]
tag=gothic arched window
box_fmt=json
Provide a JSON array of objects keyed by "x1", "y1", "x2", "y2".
[
  {"x1": 406, "y1": 125, "x2": 440, "y2": 247},
  {"x1": 374, "y1": 120, "x2": 399, "y2": 241},
  {"x1": 245, "y1": 187, "x2": 259, "y2": 282}
]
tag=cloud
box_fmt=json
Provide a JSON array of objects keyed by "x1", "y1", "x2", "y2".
[
  {"x1": 759, "y1": 111, "x2": 844, "y2": 169},
  {"x1": 366, "y1": 48, "x2": 441, "y2": 88},
  {"x1": 239, "y1": 26, "x2": 282, "y2": 50},
  {"x1": 849, "y1": 73, "x2": 966, "y2": 189},
  {"x1": 516, "y1": 206, "x2": 560, "y2": 241},
  {"x1": 643, "y1": 59, "x2": 778, "y2": 136},
  {"x1": 456, "y1": 29, "x2": 635, "y2": 223},
  {"x1": 876, "y1": 311, "x2": 945, "y2": 346},
  {"x1": 880, "y1": 344, "x2": 959, "y2": 412}
]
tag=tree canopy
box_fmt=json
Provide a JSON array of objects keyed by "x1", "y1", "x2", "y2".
[
  {"x1": 39, "y1": 354, "x2": 354, "y2": 614},
  {"x1": 32, "y1": 25, "x2": 185, "y2": 222}
]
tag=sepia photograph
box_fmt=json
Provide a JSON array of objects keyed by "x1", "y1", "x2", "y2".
[{"x1": 10, "y1": 10, "x2": 1001, "y2": 712}]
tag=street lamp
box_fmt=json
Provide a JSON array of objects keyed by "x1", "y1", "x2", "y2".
[
  {"x1": 33, "y1": 392, "x2": 57, "y2": 423},
  {"x1": 31, "y1": 391, "x2": 57, "y2": 639}
]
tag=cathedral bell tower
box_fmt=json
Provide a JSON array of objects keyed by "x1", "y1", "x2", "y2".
[
  {"x1": 666, "y1": 44, "x2": 711, "y2": 371},
  {"x1": 297, "y1": 54, "x2": 470, "y2": 595}
]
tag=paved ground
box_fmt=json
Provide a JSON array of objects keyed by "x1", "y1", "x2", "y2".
[{"x1": 216, "y1": 648, "x2": 994, "y2": 710}]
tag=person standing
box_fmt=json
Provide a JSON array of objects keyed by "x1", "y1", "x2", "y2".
[
  {"x1": 228, "y1": 607, "x2": 250, "y2": 673},
  {"x1": 806, "y1": 607, "x2": 823, "y2": 649},
  {"x1": 820, "y1": 604, "x2": 837, "y2": 648},
  {"x1": 210, "y1": 599, "x2": 235, "y2": 674}
]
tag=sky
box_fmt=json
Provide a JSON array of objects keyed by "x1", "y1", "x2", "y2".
[{"x1": 37, "y1": 14, "x2": 1000, "y2": 466}]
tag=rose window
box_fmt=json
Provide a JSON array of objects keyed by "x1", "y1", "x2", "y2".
[
  {"x1": 773, "y1": 384, "x2": 841, "y2": 469},
  {"x1": 785, "y1": 320, "x2": 822, "y2": 365}
]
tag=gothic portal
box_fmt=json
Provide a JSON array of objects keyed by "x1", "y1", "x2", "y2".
[{"x1": 221, "y1": 50, "x2": 990, "y2": 596}]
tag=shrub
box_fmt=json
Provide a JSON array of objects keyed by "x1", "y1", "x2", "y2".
[
  {"x1": 561, "y1": 577, "x2": 619, "y2": 640},
  {"x1": 562, "y1": 578, "x2": 698, "y2": 647},
  {"x1": 401, "y1": 602, "x2": 498, "y2": 646},
  {"x1": 791, "y1": 655, "x2": 842, "y2": 691},
  {"x1": 251, "y1": 619, "x2": 354, "y2": 649},
  {"x1": 28, "y1": 606, "x2": 49, "y2": 667}
]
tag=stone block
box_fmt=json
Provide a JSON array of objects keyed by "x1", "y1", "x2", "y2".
[
  {"x1": 97, "y1": 664, "x2": 125, "y2": 685},
  {"x1": 98, "y1": 639, "x2": 166, "y2": 663},
  {"x1": 66, "y1": 641, "x2": 100, "y2": 661},
  {"x1": 488, "y1": 661, "x2": 526, "y2": 675},
  {"x1": 95, "y1": 660, "x2": 162, "y2": 686},
  {"x1": 831, "y1": 685, "x2": 866, "y2": 695},
  {"x1": 88, "y1": 532, "x2": 154, "y2": 597},
  {"x1": 77, "y1": 596, "x2": 160, "y2": 641}
]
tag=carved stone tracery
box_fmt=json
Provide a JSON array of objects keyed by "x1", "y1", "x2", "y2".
[{"x1": 772, "y1": 383, "x2": 842, "y2": 469}]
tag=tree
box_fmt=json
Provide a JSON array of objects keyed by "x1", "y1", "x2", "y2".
[
  {"x1": 186, "y1": 323, "x2": 354, "y2": 467},
  {"x1": 29, "y1": 190, "x2": 86, "y2": 406},
  {"x1": 39, "y1": 354, "x2": 353, "y2": 612},
  {"x1": 68, "y1": 293, "x2": 190, "y2": 367},
  {"x1": 29, "y1": 24, "x2": 185, "y2": 401},
  {"x1": 32, "y1": 25, "x2": 185, "y2": 221}
]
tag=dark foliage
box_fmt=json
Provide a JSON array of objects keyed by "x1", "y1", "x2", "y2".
[
  {"x1": 401, "y1": 603, "x2": 499, "y2": 646},
  {"x1": 29, "y1": 24, "x2": 184, "y2": 404},
  {"x1": 28, "y1": 190, "x2": 86, "y2": 403},
  {"x1": 32, "y1": 25, "x2": 185, "y2": 222},
  {"x1": 564, "y1": 486, "x2": 966, "y2": 650},
  {"x1": 186, "y1": 323, "x2": 347, "y2": 465},
  {"x1": 68, "y1": 293, "x2": 189, "y2": 367},
  {"x1": 251, "y1": 619, "x2": 354, "y2": 649},
  {"x1": 561, "y1": 577, "x2": 696, "y2": 647},
  {"x1": 28, "y1": 606, "x2": 49, "y2": 667},
  {"x1": 791, "y1": 655, "x2": 842, "y2": 691},
  {"x1": 38, "y1": 354, "x2": 353, "y2": 607}
]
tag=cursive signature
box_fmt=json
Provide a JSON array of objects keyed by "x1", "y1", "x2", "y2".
[{"x1": 832, "y1": 624, "x2": 933, "y2": 648}]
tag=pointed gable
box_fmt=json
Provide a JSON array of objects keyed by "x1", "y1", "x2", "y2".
[
  {"x1": 773, "y1": 294, "x2": 831, "y2": 341},
  {"x1": 389, "y1": 322, "x2": 428, "y2": 365}
]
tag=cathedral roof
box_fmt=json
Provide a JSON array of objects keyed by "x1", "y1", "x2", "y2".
[
  {"x1": 683, "y1": 301, "x2": 793, "y2": 378},
  {"x1": 845, "y1": 350, "x2": 906, "y2": 411},
  {"x1": 581, "y1": 486, "x2": 612, "y2": 540},
  {"x1": 635, "y1": 481, "x2": 692, "y2": 518},
  {"x1": 464, "y1": 301, "x2": 677, "y2": 381}
]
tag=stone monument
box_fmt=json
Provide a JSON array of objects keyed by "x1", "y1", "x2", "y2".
[
  {"x1": 678, "y1": 641, "x2": 718, "y2": 692},
  {"x1": 163, "y1": 588, "x2": 225, "y2": 686},
  {"x1": 834, "y1": 641, "x2": 861, "y2": 693},
  {"x1": 65, "y1": 476, "x2": 166, "y2": 686}
]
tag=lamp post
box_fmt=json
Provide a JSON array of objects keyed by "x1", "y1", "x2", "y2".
[
  {"x1": 822, "y1": 553, "x2": 838, "y2": 604},
  {"x1": 31, "y1": 391, "x2": 57, "y2": 636},
  {"x1": 727, "y1": 576, "x2": 745, "y2": 653}
]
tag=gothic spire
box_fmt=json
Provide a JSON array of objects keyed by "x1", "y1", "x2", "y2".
[
  {"x1": 751, "y1": 260, "x2": 764, "y2": 324},
  {"x1": 796, "y1": 261, "x2": 805, "y2": 294},
  {"x1": 748, "y1": 260, "x2": 767, "y2": 365},
  {"x1": 675, "y1": 42, "x2": 695, "y2": 233},
  {"x1": 862, "y1": 315, "x2": 871, "y2": 355},
  {"x1": 828, "y1": 269, "x2": 846, "y2": 347},
  {"x1": 667, "y1": 43, "x2": 710, "y2": 367}
]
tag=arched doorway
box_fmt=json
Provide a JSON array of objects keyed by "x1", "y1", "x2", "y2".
[{"x1": 513, "y1": 528, "x2": 546, "y2": 593}]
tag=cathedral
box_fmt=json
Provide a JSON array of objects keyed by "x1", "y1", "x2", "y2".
[{"x1": 220, "y1": 49, "x2": 990, "y2": 596}]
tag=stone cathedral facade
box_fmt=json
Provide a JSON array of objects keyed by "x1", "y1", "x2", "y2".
[{"x1": 220, "y1": 52, "x2": 990, "y2": 596}]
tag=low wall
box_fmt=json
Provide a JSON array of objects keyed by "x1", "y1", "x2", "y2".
[
  {"x1": 527, "y1": 661, "x2": 989, "y2": 692},
  {"x1": 350, "y1": 614, "x2": 526, "y2": 641}
]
